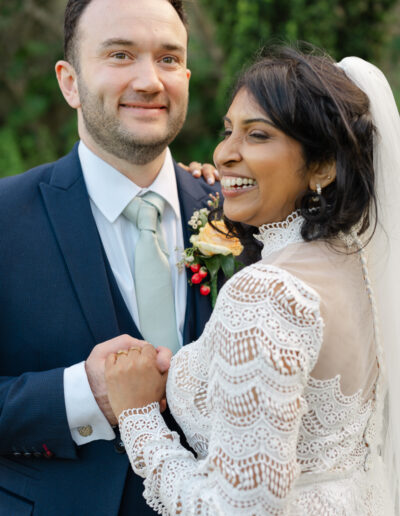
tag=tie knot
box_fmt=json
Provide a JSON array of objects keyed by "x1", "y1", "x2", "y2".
[{"x1": 123, "y1": 192, "x2": 165, "y2": 232}]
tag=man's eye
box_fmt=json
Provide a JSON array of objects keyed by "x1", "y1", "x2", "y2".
[
  {"x1": 161, "y1": 56, "x2": 177, "y2": 64},
  {"x1": 112, "y1": 52, "x2": 128, "y2": 60}
]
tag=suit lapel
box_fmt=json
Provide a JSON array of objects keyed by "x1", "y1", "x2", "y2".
[
  {"x1": 39, "y1": 146, "x2": 120, "y2": 344},
  {"x1": 174, "y1": 162, "x2": 221, "y2": 344},
  {"x1": 40, "y1": 150, "x2": 218, "y2": 347}
]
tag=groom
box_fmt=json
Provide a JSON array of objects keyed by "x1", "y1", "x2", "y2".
[{"x1": 0, "y1": 1, "x2": 221, "y2": 515}]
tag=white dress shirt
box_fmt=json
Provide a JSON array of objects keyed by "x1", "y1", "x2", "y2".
[{"x1": 64, "y1": 141, "x2": 186, "y2": 445}]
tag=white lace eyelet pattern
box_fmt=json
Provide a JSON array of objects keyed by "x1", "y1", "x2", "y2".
[{"x1": 117, "y1": 212, "x2": 390, "y2": 515}]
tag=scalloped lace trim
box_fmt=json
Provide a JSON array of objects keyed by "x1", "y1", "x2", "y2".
[{"x1": 255, "y1": 211, "x2": 304, "y2": 259}]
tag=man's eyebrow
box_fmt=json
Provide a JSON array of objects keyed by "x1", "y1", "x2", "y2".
[
  {"x1": 100, "y1": 38, "x2": 136, "y2": 49},
  {"x1": 160, "y1": 43, "x2": 186, "y2": 53},
  {"x1": 223, "y1": 116, "x2": 276, "y2": 127},
  {"x1": 100, "y1": 39, "x2": 185, "y2": 54}
]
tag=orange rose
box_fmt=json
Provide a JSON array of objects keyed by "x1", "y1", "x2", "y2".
[{"x1": 190, "y1": 220, "x2": 243, "y2": 257}]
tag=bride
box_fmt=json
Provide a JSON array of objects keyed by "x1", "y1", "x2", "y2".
[{"x1": 104, "y1": 47, "x2": 400, "y2": 515}]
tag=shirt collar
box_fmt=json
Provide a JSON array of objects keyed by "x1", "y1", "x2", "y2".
[{"x1": 78, "y1": 141, "x2": 181, "y2": 223}]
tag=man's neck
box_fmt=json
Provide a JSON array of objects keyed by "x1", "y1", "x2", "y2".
[{"x1": 80, "y1": 136, "x2": 167, "y2": 188}]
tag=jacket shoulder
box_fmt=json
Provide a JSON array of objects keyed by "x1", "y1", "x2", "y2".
[
  {"x1": 0, "y1": 146, "x2": 80, "y2": 212},
  {"x1": 0, "y1": 160, "x2": 53, "y2": 189}
]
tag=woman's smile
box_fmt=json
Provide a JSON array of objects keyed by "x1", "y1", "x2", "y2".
[
  {"x1": 214, "y1": 88, "x2": 309, "y2": 227},
  {"x1": 220, "y1": 175, "x2": 258, "y2": 196}
]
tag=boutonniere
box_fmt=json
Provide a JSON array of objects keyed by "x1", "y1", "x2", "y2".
[{"x1": 179, "y1": 193, "x2": 243, "y2": 307}]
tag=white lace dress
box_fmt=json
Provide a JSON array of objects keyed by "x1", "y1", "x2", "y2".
[{"x1": 119, "y1": 212, "x2": 393, "y2": 515}]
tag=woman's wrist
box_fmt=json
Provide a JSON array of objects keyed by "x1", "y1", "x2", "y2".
[{"x1": 118, "y1": 401, "x2": 160, "y2": 427}]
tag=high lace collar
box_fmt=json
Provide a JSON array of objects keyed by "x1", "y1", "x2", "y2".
[{"x1": 255, "y1": 211, "x2": 305, "y2": 259}]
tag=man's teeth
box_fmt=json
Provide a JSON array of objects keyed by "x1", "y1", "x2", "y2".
[{"x1": 221, "y1": 177, "x2": 257, "y2": 190}]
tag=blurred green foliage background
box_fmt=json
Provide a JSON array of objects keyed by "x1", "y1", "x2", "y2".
[{"x1": 1, "y1": 0, "x2": 399, "y2": 176}]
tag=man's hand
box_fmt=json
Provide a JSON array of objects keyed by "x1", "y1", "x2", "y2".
[
  {"x1": 178, "y1": 161, "x2": 220, "y2": 185},
  {"x1": 85, "y1": 335, "x2": 171, "y2": 425}
]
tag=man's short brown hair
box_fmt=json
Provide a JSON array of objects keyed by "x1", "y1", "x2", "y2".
[{"x1": 63, "y1": 0, "x2": 188, "y2": 67}]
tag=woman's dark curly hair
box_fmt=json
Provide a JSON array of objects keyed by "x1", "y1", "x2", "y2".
[{"x1": 216, "y1": 45, "x2": 376, "y2": 252}]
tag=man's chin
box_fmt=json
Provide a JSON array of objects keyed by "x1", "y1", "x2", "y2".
[
  {"x1": 119, "y1": 128, "x2": 171, "y2": 147},
  {"x1": 104, "y1": 136, "x2": 171, "y2": 165}
]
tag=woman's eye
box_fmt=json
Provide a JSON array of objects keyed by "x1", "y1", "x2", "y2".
[
  {"x1": 249, "y1": 132, "x2": 269, "y2": 140},
  {"x1": 220, "y1": 129, "x2": 232, "y2": 139}
]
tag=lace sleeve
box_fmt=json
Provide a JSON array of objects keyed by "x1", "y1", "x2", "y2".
[{"x1": 119, "y1": 264, "x2": 323, "y2": 515}]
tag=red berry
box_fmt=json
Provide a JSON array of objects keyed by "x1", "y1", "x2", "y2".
[
  {"x1": 199, "y1": 267, "x2": 208, "y2": 279},
  {"x1": 200, "y1": 285, "x2": 211, "y2": 296},
  {"x1": 191, "y1": 273, "x2": 202, "y2": 284},
  {"x1": 190, "y1": 263, "x2": 201, "y2": 273}
]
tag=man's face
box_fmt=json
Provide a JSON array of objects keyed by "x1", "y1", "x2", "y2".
[{"x1": 73, "y1": 0, "x2": 190, "y2": 164}]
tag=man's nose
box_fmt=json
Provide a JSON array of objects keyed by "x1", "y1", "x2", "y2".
[{"x1": 130, "y1": 57, "x2": 163, "y2": 94}]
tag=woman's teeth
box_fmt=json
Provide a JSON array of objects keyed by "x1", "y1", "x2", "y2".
[{"x1": 221, "y1": 177, "x2": 257, "y2": 191}]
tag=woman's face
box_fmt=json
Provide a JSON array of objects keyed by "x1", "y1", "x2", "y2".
[{"x1": 213, "y1": 88, "x2": 311, "y2": 227}]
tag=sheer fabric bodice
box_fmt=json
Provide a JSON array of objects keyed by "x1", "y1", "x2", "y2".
[{"x1": 119, "y1": 212, "x2": 392, "y2": 515}]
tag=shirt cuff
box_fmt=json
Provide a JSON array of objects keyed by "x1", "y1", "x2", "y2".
[{"x1": 63, "y1": 361, "x2": 116, "y2": 445}]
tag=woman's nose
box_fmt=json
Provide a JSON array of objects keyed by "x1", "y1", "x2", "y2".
[{"x1": 213, "y1": 135, "x2": 241, "y2": 169}]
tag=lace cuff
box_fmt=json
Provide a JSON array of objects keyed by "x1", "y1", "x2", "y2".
[{"x1": 119, "y1": 402, "x2": 176, "y2": 478}]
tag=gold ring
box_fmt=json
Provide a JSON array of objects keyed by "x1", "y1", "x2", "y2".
[
  {"x1": 129, "y1": 346, "x2": 142, "y2": 353},
  {"x1": 116, "y1": 350, "x2": 128, "y2": 357}
]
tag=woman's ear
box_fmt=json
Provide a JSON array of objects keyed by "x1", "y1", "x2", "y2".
[
  {"x1": 55, "y1": 60, "x2": 81, "y2": 109},
  {"x1": 309, "y1": 162, "x2": 336, "y2": 191}
]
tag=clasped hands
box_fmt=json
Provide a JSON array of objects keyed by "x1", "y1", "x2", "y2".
[{"x1": 85, "y1": 335, "x2": 172, "y2": 425}]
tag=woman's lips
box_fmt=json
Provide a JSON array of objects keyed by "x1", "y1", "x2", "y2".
[{"x1": 221, "y1": 175, "x2": 258, "y2": 196}]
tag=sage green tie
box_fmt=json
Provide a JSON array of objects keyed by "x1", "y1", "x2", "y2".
[{"x1": 123, "y1": 192, "x2": 180, "y2": 354}]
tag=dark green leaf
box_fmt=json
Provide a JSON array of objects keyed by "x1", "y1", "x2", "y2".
[
  {"x1": 235, "y1": 260, "x2": 245, "y2": 272},
  {"x1": 220, "y1": 254, "x2": 235, "y2": 278},
  {"x1": 202, "y1": 255, "x2": 221, "y2": 280}
]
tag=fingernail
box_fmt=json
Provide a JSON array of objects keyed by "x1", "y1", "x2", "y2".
[
  {"x1": 207, "y1": 177, "x2": 215, "y2": 185},
  {"x1": 193, "y1": 170, "x2": 201, "y2": 176}
]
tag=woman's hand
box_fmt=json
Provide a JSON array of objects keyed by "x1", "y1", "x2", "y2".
[
  {"x1": 178, "y1": 161, "x2": 220, "y2": 185},
  {"x1": 105, "y1": 344, "x2": 172, "y2": 419}
]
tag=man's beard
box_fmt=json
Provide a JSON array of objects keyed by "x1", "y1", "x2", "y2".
[{"x1": 77, "y1": 77, "x2": 187, "y2": 165}]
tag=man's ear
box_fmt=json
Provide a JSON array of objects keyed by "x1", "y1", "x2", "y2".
[
  {"x1": 309, "y1": 162, "x2": 336, "y2": 191},
  {"x1": 186, "y1": 68, "x2": 191, "y2": 80},
  {"x1": 55, "y1": 60, "x2": 81, "y2": 109}
]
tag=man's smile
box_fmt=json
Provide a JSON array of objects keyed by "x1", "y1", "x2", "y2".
[{"x1": 119, "y1": 102, "x2": 168, "y2": 117}]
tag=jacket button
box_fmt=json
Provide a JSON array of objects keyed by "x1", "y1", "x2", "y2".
[
  {"x1": 33, "y1": 451, "x2": 42, "y2": 458},
  {"x1": 114, "y1": 440, "x2": 126, "y2": 454},
  {"x1": 23, "y1": 452, "x2": 32, "y2": 458},
  {"x1": 78, "y1": 425, "x2": 93, "y2": 437},
  {"x1": 13, "y1": 452, "x2": 22, "y2": 457}
]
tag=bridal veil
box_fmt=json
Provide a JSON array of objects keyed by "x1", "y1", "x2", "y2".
[{"x1": 338, "y1": 56, "x2": 400, "y2": 512}]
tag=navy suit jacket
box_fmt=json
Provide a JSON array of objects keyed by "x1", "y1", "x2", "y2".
[{"x1": 0, "y1": 145, "x2": 219, "y2": 516}]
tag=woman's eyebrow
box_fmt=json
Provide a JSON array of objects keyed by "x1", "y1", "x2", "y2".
[{"x1": 223, "y1": 115, "x2": 276, "y2": 127}]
